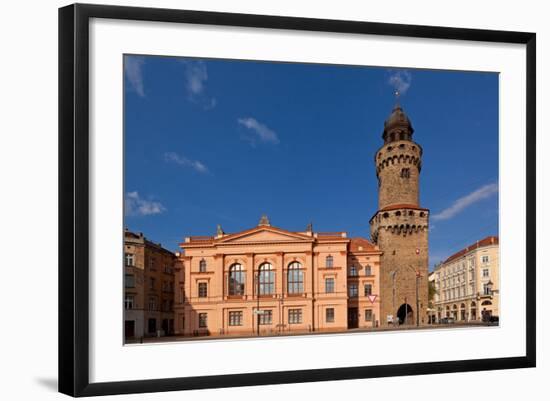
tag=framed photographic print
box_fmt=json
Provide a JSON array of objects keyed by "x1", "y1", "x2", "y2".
[{"x1": 58, "y1": 3, "x2": 536, "y2": 397}]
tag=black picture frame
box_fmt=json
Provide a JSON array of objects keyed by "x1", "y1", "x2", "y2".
[{"x1": 58, "y1": 3, "x2": 536, "y2": 397}]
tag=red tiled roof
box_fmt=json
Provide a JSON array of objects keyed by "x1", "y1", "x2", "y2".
[
  {"x1": 443, "y1": 236, "x2": 499, "y2": 264},
  {"x1": 349, "y1": 237, "x2": 377, "y2": 252}
]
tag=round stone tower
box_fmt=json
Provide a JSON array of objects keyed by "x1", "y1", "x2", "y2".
[{"x1": 370, "y1": 104, "x2": 429, "y2": 326}]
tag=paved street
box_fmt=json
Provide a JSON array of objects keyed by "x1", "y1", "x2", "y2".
[{"x1": 126, "y1": 321, "x2": 498, "y2": 344}]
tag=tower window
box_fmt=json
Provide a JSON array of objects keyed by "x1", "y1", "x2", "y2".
[
  {"x1": 383, "y1": 212, "x2": 389, "y2": 218},
  {"x1": 401, "y1": 168, "x2": 410, "y2": 178}
]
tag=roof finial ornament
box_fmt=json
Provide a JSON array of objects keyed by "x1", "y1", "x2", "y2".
[
  {"x1": 394, "y1": 89, "x2": 401, "y2": 108},
  {"x1": 306, "y1": 222, "x2": 313, "y2": 232},
  {"x1": 216, "y1": 224, "x2": 224, "y2": 236},
  {"x1": 258, "y1": 214, "x2": 270, "y2": 226}
]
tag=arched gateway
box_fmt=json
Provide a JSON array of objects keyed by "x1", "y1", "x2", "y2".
[{"x1": 397, "y1": 303, "x2": 414, "y2": 325}]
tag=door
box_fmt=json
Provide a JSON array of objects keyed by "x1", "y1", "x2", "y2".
[
  {"x1": 124, "y1": 320, "x2": 135, "y2": 338},
  {"x1": 348, "y1": 307, "x2": 358, "y2": 329}
]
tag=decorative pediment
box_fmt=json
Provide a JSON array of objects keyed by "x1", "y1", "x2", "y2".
[{"x1": 217, "y1": 226, "x2": 312, "y2": 244}]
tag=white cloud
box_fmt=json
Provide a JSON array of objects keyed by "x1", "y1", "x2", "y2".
[
  {"x1": 184, "y1": 61, "x2": 208, "y2": 95},
  {"x1": 124, "y1": 56, "x2": 146, "y2": 97},
  {"x1": 432, "y1": 182, "x2": 498, "y2": 221},
  {"x1": 182, "y1": 60, "x2": 216, "y2": 109},
  {"x1": 388, "y1": 70, "x2": 412, "y2": 95},
  {"x1": 164, "y1": 152, "x2": 209, "y2": 174},
  {"x1": 125, "y1": 191, "x2": 165, "y2": 216},
  {"x1": 238, "y1": 117, "x2": 279, "y2": 145}
]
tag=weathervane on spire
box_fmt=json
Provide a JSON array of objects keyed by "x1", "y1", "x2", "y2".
[{"x1": 394, "y1": 89, "x2": 401, "y2": 107}]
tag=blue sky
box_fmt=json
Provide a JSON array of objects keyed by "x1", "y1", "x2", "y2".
[{"x1": 124, "y1": 55, "x2": 499, "y2": 270}]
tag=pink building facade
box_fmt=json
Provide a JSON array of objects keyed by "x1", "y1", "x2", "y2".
[{"x1": 174, "y1": 217, "x2": 381, "y2": 338}]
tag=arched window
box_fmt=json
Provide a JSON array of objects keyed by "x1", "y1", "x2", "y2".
[
  {"x1": 228, "y1": 263, "x2": 245, "y2": 296},
  {"x1": 287, "y1": 262, "x2": 303, "y2": 294},
  {"x1": 199, "y1": 259, "x2": 206, "y2": 272},
  {"x1": 258, "y1": 263, "x2": 274, "y2": 295},
  {"x1": 325, "y1": 255, "x2": 334, "y2": 268}
]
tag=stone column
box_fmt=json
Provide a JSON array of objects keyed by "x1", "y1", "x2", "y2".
[
  {"x1": 277, "y1": 252, "x2": 284, "y2": 297},
  {"x1": 246, "y1": 253, "x2": 254, "y2": 299}
]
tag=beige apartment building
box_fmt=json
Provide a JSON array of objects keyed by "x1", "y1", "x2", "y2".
[
  {"x1": 432, "y1": 236, "x2": 499, "y2": 322},
  {"x1": 173, "y1": 216, "x2": 382, "y2": 337},
  {"x1": 124, "y1": 229, "x2": 177, "y2": 339}
]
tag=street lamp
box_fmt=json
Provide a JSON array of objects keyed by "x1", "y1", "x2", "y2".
[
  {"x1": 389, "y1": 271, "x2": 397, "y2": 325},
  {"x1": 407, "y1": 265, "x2": 421, "y2": 327},
  {"x1": 255, "y1": 271, "x2": 260, "y2": 336}
]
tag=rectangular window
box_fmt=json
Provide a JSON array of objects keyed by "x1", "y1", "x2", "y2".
[
  {"x1": 349, "y1": 283, "x2": 358, "y2": 297},
  {"x1": 349, "y1": 265, "x2": 357, "y2": 276},
  {"x1": 148, "y1": 297, "x2": 156, "y2": 311},
  {"x1": 325, "y1": 278, "x2": 335, "y2": 293},
  {"x1": 198, "y1": 282, "x2": 208, "y2": 298},
  {"x1": 125, "y1": 253, "x2": 134, "y2": 267},
  {"x1": 483, "y1": 268, "x2": 489, "y2": 277},
  {"x1": 149, "y1": 256, "x2": 156, "y2": 271},
  {"x1": 365, "y1": 309, "x2": 373, "y2": 321},
  {"x1": 482, "y1": 255, "x2": 490, "y2": 264},
  {"x1": 365, "y1": 265, "x2": 372, "y2": 276},
  {"x1": 259, "y1": 310, "x2": 273, "y2": 325},
  {"x1": 229, "y1": 311, "x2": 243, "y2": 326},
  {"x1": 198, "y1": 313, "x2": 207, "y2": 328},
  {"x1": 326, "y1": 256, "x2": 334, "y2": 268},
  {"x1": 364, "y1": 283, "x2": 372, "y2": 296},
  {"x1": 125, "y1": 274, "x2": 135, "y2": 288},
  {"x1": 124, "y1": 295, "x2": 134, "y2": 309},
  {"x1": 326, "y1": 308, "x2": 335, "y2": 323},
  {"x1": 149, "y1": 277, "x2": 155, "y2": 290},
  {"x1": 288, "y1": 309, "x2": 302, "y2": 324}
]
